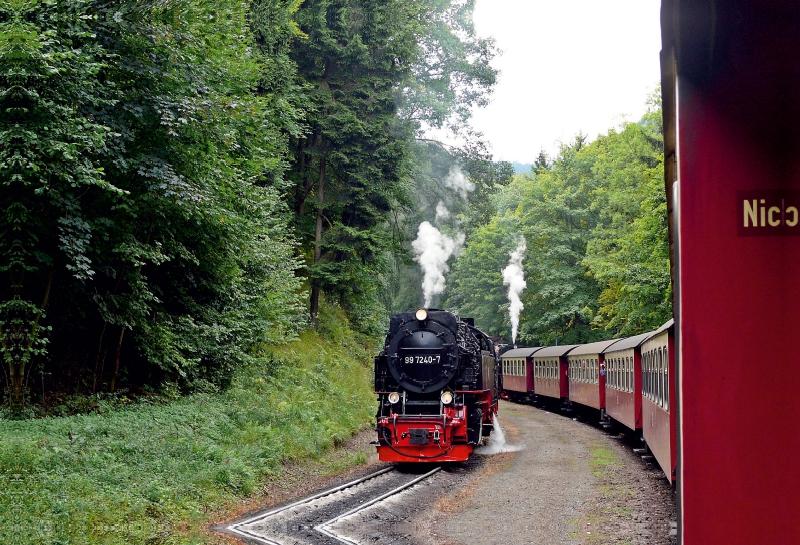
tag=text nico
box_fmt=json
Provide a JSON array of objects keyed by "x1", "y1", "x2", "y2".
[{"x1": 738, "y1": 191, "x2": 800, "y2": 236}]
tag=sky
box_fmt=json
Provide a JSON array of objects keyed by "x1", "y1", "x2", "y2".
[{"x1": 469, "y1": 0, "x2": 663, "y2": 164}]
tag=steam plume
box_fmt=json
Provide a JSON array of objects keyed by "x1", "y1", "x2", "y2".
[
  {"x1": 412, "y1": 221, "x2": 465, "y2": 307},
  {"x1": 502, "y1": 238, "x2": 527, "y2": 344},
  {"x1": 435, "y1": 201, "x2": 450, "y2": 222},
  {"x1": 442, "y1": 166, "x2": 475, "y2": 200}
]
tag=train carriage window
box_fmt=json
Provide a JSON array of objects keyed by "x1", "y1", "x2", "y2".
[
  {"x1": 628, "y1": 356, "x2": 633, "y2": 393},
  {"x1": 657, "y1": 347, "x2": 664, "y2": 407},
  {"x1": 647, "y1": 350, "x2": 658, "y2": 401},
  {"x1": 609, "y1": 358, "x2": 614, "y2": 389},
  {"x1": 643, "y1": 352, "x2": 649, "y2": 399},
  {"x1": 626, "y1": 357, "x2": 631, "y2": 392},
  {"x1": 660, "y1": 347, "x2": 666, "y2": 407},
  {"x1": 664, "y1": 347, "x2": 669, "y2": 411},
  {"x1": 609, "y1": 358, "x2": 613, "y2": 389},
  {"x1": 661, "y1": 347, "x2": 667, "y2": 409},
  {"x1": 623, "y1": 357, "x2": 631, "y2": 392},
  {"x1": 623, "y1": 357, "x2": 627, "y2": 392},
  {"x1": 624, "y1": 357, "x2": 628, "y2": 392},
  {"x1": 663, "y1": 347, "x2": 668, "y2": 407}
]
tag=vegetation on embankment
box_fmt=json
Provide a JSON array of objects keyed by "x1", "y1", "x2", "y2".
[{"x1": 0, "y1": 307, "x2": 377, "y2": 545}]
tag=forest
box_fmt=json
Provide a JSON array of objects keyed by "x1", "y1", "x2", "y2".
[{"x1": 0, "y1": 0, "x2": 669, "y2": 412}]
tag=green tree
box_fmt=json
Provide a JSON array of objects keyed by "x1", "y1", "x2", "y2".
[
  {"x1": 444, "y1": 216, "x2": 520, "y2": 338},
  {"x1": 583, "y1": 99, "x2": 671, "y2": 335},
  {"x1": 287, "y1": 0, "x2": 421, "y2": 330},
  {"x1": 0, "y1": 0, "x2": 305, "y2": 408}
]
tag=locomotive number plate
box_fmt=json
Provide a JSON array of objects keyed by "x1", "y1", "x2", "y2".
[{"x1": 404, "y1": 355, "x2": 441, "y2": 365}]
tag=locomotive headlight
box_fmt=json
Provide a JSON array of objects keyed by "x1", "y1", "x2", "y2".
[
  {"x1": 440, "y1": 390, "x2": 454, "y2": 405},
  {"x1": 388, "y1": 392, "x2": 401, "y2": 404},
  {"x1": 415, "y1": 308, "x2": 428, "y2": 321}
]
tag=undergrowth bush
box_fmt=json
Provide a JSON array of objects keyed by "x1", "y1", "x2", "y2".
[{"x1": 0, "y1": 319, "x2": 376, "y2": 545}]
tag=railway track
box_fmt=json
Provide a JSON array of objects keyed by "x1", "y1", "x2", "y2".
[{"x1": 227, "y1": 466, "x2": 442, "y2": 545}]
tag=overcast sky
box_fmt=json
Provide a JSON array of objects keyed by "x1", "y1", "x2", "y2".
[{"x1": 469, "y1": 0, "x2": 662, "y2": 164}]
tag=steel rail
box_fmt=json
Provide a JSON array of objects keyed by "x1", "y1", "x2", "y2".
[
  {"x1": 226, "y1": 466, "x2": 394, "y2": 545},
  {"x1": 314, "y1": 466, "x2": 442, "y2": 544}
]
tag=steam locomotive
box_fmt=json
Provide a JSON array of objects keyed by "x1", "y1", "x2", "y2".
[{"x1": 374, "y1": 308, "x2": 499, "y2": 462}]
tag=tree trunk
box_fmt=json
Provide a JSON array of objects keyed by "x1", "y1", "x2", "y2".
[
  {"x1": 109, "y1": 326, "x2": 125, "y2": 393},
  {"x1": 310, "y1": 155, "x2": 326, "y2": 330},
  {"x1": 6, "y1": 266, "x2": 54, "y2": 412},
  {"x1": 92, "y1": 322, "x2": 108, "y2": 393}
]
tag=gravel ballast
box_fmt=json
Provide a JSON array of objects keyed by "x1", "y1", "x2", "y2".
[{"x1": 412, "y1": 400, "x2": 677, "y2": 545}]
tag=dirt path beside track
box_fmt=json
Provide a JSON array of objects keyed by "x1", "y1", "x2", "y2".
[{"x1": 412, "y1": 400, "x2": 677, "y2": 545}]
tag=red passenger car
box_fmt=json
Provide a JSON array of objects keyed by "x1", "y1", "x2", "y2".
[
  {"x1": 663, "y1": 1, "x2": 800, "y2": 540},
  {"x1": 640, "y1": 320, "x2": 675, "y2": 484},
  {"x1": 566, "y1": 339, "x2": 620, "y2": 412},
  {"x1": 602, "y1": 332, "x2": 652, "y2": 432},
  {"x1": 531, "y1": 345, "x2": 577, "y2": 403},
  {"x1": 500, "y1": 347, "x2": 542, "y2": 402}
]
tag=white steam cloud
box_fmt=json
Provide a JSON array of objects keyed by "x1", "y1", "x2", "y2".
[
  {"x1": 412, "y1": 221, "x2": 465, "y2": 307},
  {"x1": 475, "y1": 416, "x2": 523, "y2": 455},
  {"x1": 502, "y1": 238, "x2": 527, "y2": 344},
  {"x1": 435, "y1": 200, "x2": 450, "y2": 222},
  {"x1": 442, "y1": 167, "x2": 475, "y2": 200}
]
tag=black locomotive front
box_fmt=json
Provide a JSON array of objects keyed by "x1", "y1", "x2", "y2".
[{"x1": 374, "y1": 308, "x2": 499, "y2": 462}]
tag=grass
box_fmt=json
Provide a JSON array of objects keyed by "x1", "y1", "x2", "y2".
[
  {"x1": 0, "y1": 311, "x2": 377, "y2": 545},
  {"x1": 588, "y1": 444, "x2": 619, "y2": 477}
]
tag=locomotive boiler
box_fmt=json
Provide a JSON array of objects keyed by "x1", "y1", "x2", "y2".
[{"x1": 374, "y1": 308, "x2": 499, "y2": 462}]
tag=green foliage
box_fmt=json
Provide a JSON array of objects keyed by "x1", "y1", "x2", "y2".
[
  {"x1": 445, "y1": 103, "x2": 671, "y2": 344},
  {"x1": 445, "y1": 216, "x2": 517, "y2": 336},
  {"x1": 1, "y1": 0, "x2": 306, "y2": 405},
  {"x1": 0, "y1": 324, "x2": 375, "y2": 544},
  {"x1": 287, "y1": 0, "x2": 420, "y2": 328}
]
